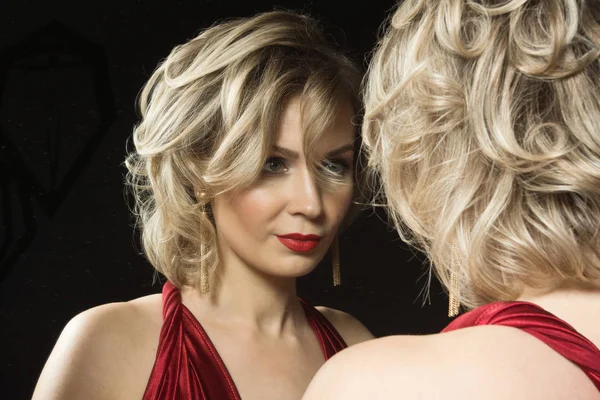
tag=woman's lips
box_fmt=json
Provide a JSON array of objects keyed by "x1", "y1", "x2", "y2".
[{"x1": 276, "y1": 233, "x2": 322, "y2": 253}]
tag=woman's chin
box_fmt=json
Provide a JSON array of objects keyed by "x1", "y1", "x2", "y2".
[{"x1": 270, "y1": 259, "x2": 320, "y2": 279}]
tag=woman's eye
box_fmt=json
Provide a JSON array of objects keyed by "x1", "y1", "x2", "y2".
[
  {"x1": 263, "y1": 157, "x2": 288, "y2": 173},
  {"x1": 323, "y1": 159, "x2": 348, "y2": 175}
]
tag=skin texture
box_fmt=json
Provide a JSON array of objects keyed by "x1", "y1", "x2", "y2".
[
  {"x1": 31, "y1": 96, "x2": 374, "y2": 400},
  {"x1": 301, "y1": 287, "x2": 600, "y2": 400}
]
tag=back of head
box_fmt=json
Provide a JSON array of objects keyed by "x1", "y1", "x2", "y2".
[
  {"x1": 125, "y1": 10, "x2": 361, "y2": 289},
  {"x1": 363, "y1": 0, "x2": 600, "y2": 308}
]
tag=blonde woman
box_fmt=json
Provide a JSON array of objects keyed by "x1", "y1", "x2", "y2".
[
  {"x1": 32, "y1": 10, "x2": 373, "y2": 400},
  {"x1": 302, "y1": 1, "x2": 600, "y2": 399}
]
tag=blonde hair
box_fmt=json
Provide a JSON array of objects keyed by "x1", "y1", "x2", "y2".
[
  {"x1": 363, "y1": 0, "x2": 600, "y2": 308},
  {"x1": 126, "y1": 10, "x2": 362, "y2": 289}
]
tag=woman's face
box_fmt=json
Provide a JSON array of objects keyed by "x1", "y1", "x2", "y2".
[{"x1": 212, "y1": 95, "x2": 355, "y2": 279}]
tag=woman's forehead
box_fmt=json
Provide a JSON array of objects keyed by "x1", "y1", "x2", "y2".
[{"x1": 273, "y1": 95, "x2": 355, "y2": 153}]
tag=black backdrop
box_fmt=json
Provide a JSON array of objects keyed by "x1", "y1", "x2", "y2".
[{"x1": 0, "y1": 1, "x2": 450, "y2": 398}]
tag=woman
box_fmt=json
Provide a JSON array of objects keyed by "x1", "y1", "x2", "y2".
[
  {"x1": 302, "y1": 1, "x2": 600, "y2": 398},
  {"x1": 32, "y1": 10, "x2": 373, "y2": 400}
]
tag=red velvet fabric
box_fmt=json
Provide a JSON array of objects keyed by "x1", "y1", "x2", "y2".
[
  {"x1": 143, "y1": 281, "x2": 347, "y2": 399},
  {"x1": 442, "y1": 301, "x2": 600, "y2": 391}
]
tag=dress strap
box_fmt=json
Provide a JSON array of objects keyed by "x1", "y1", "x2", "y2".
[{"x1": 299, "y1": 299, "x2": 347, "y2": 360}]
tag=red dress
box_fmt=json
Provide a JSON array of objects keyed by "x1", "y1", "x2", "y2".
[
  {"x1": 442, "y1": 301, "x2": 600, "y2": 391},
  {"x1": 143, "y1": 281, "x2": 347, "y2": 399}
]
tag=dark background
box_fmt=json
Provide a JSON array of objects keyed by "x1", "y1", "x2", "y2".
[{"x1": 0, "y1": 1, "x2": 450, "y2": 398}]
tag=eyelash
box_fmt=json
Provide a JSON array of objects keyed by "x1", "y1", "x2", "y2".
[
  {"x1": 262, "y1": 157, "x2": 351, "y2": 176},
  {"x1": 322, "y1": 159, "x2": 350, "y2": 175},
  {"x1": 263, "y1": 157, "x2": 288, "y2": 174}
]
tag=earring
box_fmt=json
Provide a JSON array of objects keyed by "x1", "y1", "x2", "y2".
[
  {"x1": 332, "y1": 235, "x2": 341, "y2": 287},
  {"x1": 448, "y1": 272, "x2": 460, "y2": 317},
  {"x1": 196, "y1": 191, "x2": 210, "y2": 294},
  {"x1": 448, "y1": 246, "x2": 460, "y2": 317}
]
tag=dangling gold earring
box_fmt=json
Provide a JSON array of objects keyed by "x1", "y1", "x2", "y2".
[
  {"x1": 448, "y1": 246, "x2": 460, "y2": 317},
  {"x1": 332, "y1": 235, "x2": 341, "y2": 287},
  {"x1": 196, "y1": 191, "x2": 210, "y2": 294},
  {"x1": 448, "y1": 272, "x2": 460, "y2": 317}
]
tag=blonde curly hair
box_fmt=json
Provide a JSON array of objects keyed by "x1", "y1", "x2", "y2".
[
  {"x1": 363, "y1": 0, "x2": 600, "y2": 309},
  {"x1": 125, "y1": 10, "x2": 362, "y2": 289}
]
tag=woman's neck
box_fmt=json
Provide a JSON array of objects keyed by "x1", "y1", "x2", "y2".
[{"x1": 181, "y1": 255, "x2": 307, "y2": 338}]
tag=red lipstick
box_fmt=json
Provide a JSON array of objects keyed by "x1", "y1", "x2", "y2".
[{"x1": 276, "y1": 233, "x2": 322, "y2": 253}]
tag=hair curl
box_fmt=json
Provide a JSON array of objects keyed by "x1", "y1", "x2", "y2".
[{"x1": 363, "y1": 0, "x2": 600, "y2": 308}]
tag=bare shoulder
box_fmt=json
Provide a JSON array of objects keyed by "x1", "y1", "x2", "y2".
[
  {"x1": 315, "y1": 306, "x2": 374, "y2": 346},
  {"x1": 302, "y1": 325, "x2": 600, "y2": 400},
  {"x1": 32, "y1": 294, "x2": 163, "y2": 400}
]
